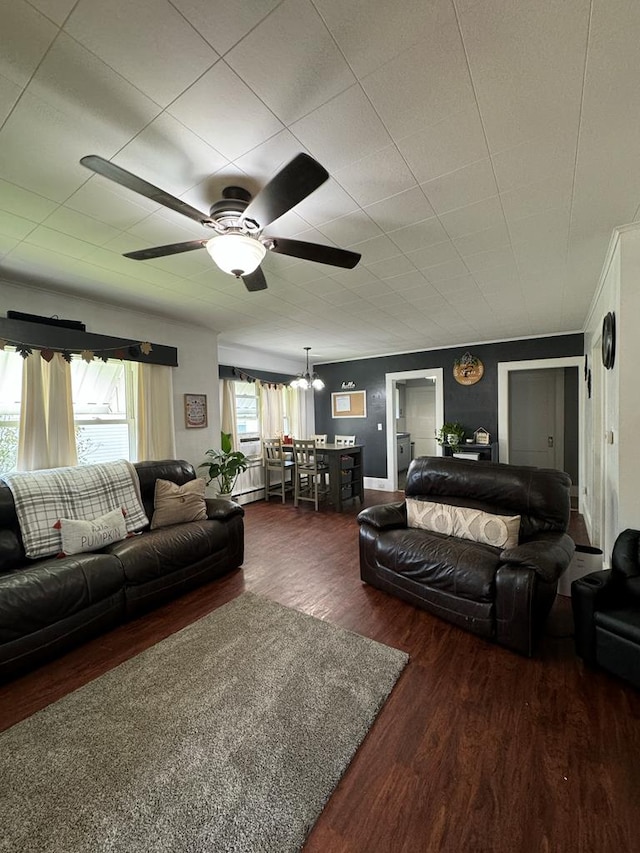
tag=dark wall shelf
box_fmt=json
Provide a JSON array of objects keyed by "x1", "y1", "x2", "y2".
[{"x1": 442, "y1": 442, "x2": 498, "y2": 462}]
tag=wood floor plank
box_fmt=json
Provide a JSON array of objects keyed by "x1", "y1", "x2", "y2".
[{"x1": 0, "y1": 492, "x2": 638, "y2": 852}]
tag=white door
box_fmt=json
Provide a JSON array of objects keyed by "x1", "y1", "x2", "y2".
[
  {"x1": 385, "y1": 369, "x2": 444, "y2": 490},
  {"x1": 405, "y1": 381, "x2": 437, "y2": 459},
  {"x1": 508, "y1": 369, "x2": 563, "y2": 468}
]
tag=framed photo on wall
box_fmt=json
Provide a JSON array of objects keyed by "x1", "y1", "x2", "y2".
[
  {"x1": 331, "y1": 390, "x2": 367, "y2": 418},
  {"x1": 184, "y1": 393, "x2": 208, "y2": 429}
]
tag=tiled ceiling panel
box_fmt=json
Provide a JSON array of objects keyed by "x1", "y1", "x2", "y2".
[
  {"x1": 0, "y1": 0, "x2": 638, "y2": 361},
  {"x1": 65, "y1": 0, "x2": 219, "y2": 106}
]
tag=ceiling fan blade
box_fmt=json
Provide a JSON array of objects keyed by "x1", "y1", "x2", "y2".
[
  {"x1": 242, "y1": 267, "x2": 268, "y2": 292},
  {"x1": 80, "y1": 155, "x2": 212, "y2": 226},
  {"x1": 124, "y1": 240, "x2": 208, "y2": 260},
  {"x1": 240, "y1": 153, "x2": 329, "y2": 229},
  {"x1": 269, "y1": 237, "x2": 361, "y2": 269}
]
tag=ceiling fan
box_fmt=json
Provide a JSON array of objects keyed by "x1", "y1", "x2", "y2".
[{"x1": 79, "y1": 153, "x2": 361, "y2": 292}]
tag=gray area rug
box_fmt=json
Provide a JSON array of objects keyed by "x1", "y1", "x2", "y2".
[{"x1": 0, "y1": 592, "x2": 408, "y2": 852}]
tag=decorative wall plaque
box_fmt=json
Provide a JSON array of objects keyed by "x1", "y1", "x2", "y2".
[
  {"x1": 184, "y1": 393, "x2": 208, "y2": 428},
  {"x1": 453, "y1": 352, "x2": 484, "y2": 385},
  {"x1": 474, "y1": 427, "x2": 490, "y2": 445}
]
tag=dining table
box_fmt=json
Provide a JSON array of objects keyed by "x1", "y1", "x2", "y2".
[{"x1": 283, "y1": 442, "x2": 364, "y2": 511}]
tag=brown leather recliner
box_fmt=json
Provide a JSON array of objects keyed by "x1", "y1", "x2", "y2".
[{"x1": 357, "y1": 456, "x2": 574, "y2": 656}]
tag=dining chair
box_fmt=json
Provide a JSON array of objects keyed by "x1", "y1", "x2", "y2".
[
  {"x1": 293, "y1": 439, "x2": 329, "y2": 510},
  {"x1": 263, "y1": 438, "x2": 295, "y2": 503},
  {"x1": 310, "y1": 434, "x2": 329, "y2": 484},
  {"x1": 334, "y1": 435, "x2": 356, "y2": 446}
]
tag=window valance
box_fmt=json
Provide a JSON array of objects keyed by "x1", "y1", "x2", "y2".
[{"x1": 0, "y1": 316, "x2": 178, "y2": 367}]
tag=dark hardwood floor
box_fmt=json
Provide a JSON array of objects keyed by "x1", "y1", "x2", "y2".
[{"x1": 1, "y1": 492, "x2": 638, "y2": 852}]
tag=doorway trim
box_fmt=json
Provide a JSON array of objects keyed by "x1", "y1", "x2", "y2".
[
  {"x1": 497, "y1": 356, "x2": 584, "y2": 510},
  {"x1": 383, "y1": 367, "x2": 444, "y2": 491}
]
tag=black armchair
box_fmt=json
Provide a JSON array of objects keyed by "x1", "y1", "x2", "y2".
[{"x1": 572, "y1": 528, "x2": 640, "y2": 689}]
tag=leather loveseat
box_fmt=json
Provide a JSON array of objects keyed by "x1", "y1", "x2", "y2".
[
  {"x1": 0, "y1": 459, "x2": 244, "y2": 679},
  {"x1": 572, "y1": 528, "x2": 640, "y2": 688},
  {"x1": 358, "y1": 456, "x2": 574, "y2": 656}
]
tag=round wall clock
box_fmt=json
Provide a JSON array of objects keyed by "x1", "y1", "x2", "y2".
[
  {"x1": 602, "y1": 312, "x2": 616, "y2": 370},
  {"x1": 453, "y1": 352, "x2": 484, "y2": 385}
]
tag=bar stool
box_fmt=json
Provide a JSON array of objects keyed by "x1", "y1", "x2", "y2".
[
  {"x1": 311, "y1": 434, "x2": 328, "y2": 486},
  {"x1": 264, "y1": 438, "x2": 295, "y2": 503},
  {"x1": 293, "y1": 439, "x2": 329, "y2": 510}
]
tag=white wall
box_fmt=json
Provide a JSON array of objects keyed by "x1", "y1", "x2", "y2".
[
  {"x1": 0, "y1": 279, "x2": 220, "y2": 473},
  {"x1": 582, "y1": 224, "x2": 640, "y2": 563},
  {"x1": 617, "y1": 228, "x2": 640, "y2": 529}
]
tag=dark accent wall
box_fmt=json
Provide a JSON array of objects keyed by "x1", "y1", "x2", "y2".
[{"x1": 314, "y1": 334, "x2": 584, "y2": 479}]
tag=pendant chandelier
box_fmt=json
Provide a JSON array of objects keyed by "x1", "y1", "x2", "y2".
[{"x1": 290, "y1": 347, "x2": 324, "y2": 390}]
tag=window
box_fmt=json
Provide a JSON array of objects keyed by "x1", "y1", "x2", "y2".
[
  {"x1": 234, "y1": 381, "x2": 259, "y2": 435},
  {"x1": 71, "y1": 359, "x2": 136, "y2": 465},
  {"x1": 0, "y1": 353, "x2": 138, "y2": 473},
  {"x1": 233, "y1": 380, "x2": 262, "y2": 457},
  {"x1": 0, "y1": 349, "x2": 22, "y2": 474}
]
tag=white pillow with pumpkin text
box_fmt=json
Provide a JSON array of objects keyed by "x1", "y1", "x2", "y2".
[{"x1": 56, "y1": 508, "x2": 127, "y2": 556}]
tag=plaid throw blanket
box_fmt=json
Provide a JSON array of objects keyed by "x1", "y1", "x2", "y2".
[{"x1": 2, "y1": 460, "x2": 149, "y2": 559}]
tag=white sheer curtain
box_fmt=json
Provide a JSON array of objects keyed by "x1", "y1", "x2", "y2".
[
  {"x1": 285, "y1": 386, "x2": 309, "y2": 440},
  {"x1": 221, "y1": 379, "x2": 263, "y2": 497},
  {"x1": 136, "y1": 363, "x2": 176, "y2": 461},
  {"x1": 17, "y1": 352, "x2": 77, "y2": 470},
  {"x1": 220, "y1": 379, "x2": 238, "y2": 449},
  {"x1": 258, "y1": 381, "x2": 284, "y2": 439}
]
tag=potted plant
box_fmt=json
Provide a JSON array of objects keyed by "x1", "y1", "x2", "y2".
[
  {"x1": 199, "y1": 431, "x2": 249, "y2": 497},
  {"x1": 435, "y1": 422, "x2": 466, "y2": 448}
]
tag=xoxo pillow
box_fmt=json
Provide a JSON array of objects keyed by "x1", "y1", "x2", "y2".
[{"x1": 407, "y1": 499, "x2": 520, "y2": 550}]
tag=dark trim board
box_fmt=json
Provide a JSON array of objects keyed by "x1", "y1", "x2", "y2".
[
  {"x1": 0, "y1": 317, "x2": 178, "y2": 366},
  {"x1": 218, "y1": 364, "x2": 295, "y2": 385}
]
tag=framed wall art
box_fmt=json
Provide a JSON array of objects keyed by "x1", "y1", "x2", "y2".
[
  {"x1": 184, "y1": 393, "x2": 208, "y2": 429},
  {"x1": 331, "y1": 390, "x2": 367, "y2": 418}
]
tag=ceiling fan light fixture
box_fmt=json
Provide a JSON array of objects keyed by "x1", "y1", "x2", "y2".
[
  {"x1": 291, "y1": 347, "x2": 323, "y2": 391},
  {"x1": 205, "y1": 232, "x2": 266, "y2": 276}
]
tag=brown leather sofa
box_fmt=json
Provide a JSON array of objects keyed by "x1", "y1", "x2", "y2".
[
  {"x1": 358, "y1": 456, "x2": 574, "y2": 656},
  {"x1": 0, "y1": 459, "x2": 244, "y2": 679}
]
